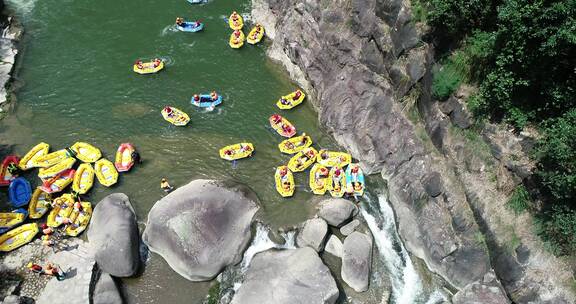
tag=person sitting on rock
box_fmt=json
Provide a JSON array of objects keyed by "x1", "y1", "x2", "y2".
[
  {"x1": 161, "y1": 178, "x2": 174, "y2": 193},
  {"x1": 27, "y1": 262, "x2": 43, "y2": 274},
  {"x1": 44, "y1": 263, "x2": 66, "y2": 281},
  {"x1": 41, "y1": 235, "x2": 55, "y2": 248}
]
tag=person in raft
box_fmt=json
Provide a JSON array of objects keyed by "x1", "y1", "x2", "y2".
[
  {"x1": 231, "y1": 11, "x2": 239, "y2": 22},
  {"x1": 193, "y1": 94, "x2": 200, "y2": 104},
  {"x1": 293, "y1": 90, "x2": 302, "y2": 100},
  {"x1": 233, "y1": 30, "x2": 241, "y2": 39},
  {"x1": 280, "y1": 97, "x2": 290, "y2": 105},
  {"x1": 153, "y1": 58, "x2": 162, "y2": 68},
  {"x1": 175, "y1": 17, "x2": 184, "y2": 26},
  {"x1": 240, "y1": 144, "x2": 252, "y2": 153},
  {"x1": 161, "y1": 178, "x2": 174, "y2": 193},
  {"x1": 279, "y1": 167, "x2": 291, "y2": 190},
  {"x1": 210, "y1": 91, "x2": 219, "y2": 100},
  {"x1": 135, "y1": 60, "x2": 144, "y2": 70},
  {"x1": 131, "y1": 149, "x2": 142, "y2": 164},
  {"x1": 164, "y1": 106, "x2": 174, "y2": 118},
  {"x1": 299, "y1": 133, "x2": 308, "y2": 146}
]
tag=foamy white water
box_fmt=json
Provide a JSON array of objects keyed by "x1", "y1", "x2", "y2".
[
  {"x1": 240, "y1": 223, "x2": 296, "y2": 271},
  {"x1": 361, "y1": 194, "x2": 447, "y2": 304}
]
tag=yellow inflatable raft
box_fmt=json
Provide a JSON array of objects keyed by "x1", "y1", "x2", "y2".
[
  {"x1": 309, "y1": 163, "x2": 330, "y2": 195},
  {"x1": 229, "y1": 30, "x2": 245, "y2": 49},
  {"x1": 328, "y1": 166, "x2": 346, "y2": 198},
  {"x1": 47, "y1": 193, "x2": 75, "y2": 227},
  {"x1": 0, "y1": 223, "x2": 39, "y2": 252},
  {"x1": 70, "y1": 142, "x2": 102, "y2": 163},
  {"x1": 18, "y1": 142, "x2": 49, "y2": 170},
  {"x1": 161, "y1": 106, "x2": 190, "y2": 126},
  {"x1": 95, "y1": 159, "x2": 118, "y2": 187},
  {"x1": 28, "y1": 188, "x2": 51, "y2": 219},
  {"x1": 276, "y1": 90, "x2": 306, "y2": 110},
  {"x1": 64, "y1": 202, "x2": 92, "y2": 237},
  {"x1": 219, "y1": 143, "x2": 254, "y2": 161},
  {"x1": 278, "y1": 134, "x2": 312, "y2": 154},
  {"x1": 287, "y1": 147, "x2": 318, "y2": 172},
  {"x1": 38, "y1": 157, "x2": 76, "y2": 179},
  {"x1": 0, "y1": 212, "x2": 26, "y2": 229},
  {"x1": 228, "y1": 12, "x2": 243, "y2": 30},
  {"x1": 72, "y1": 163, "x2": 94, "y2": 194},
  {"x1": 133, "y1": 61, "x2": 164, "y2": 74},
  {"x1": 317, "y1": 150, "x2": 352, "y2": 167},
  {"x1": 246, "y1": 24, "x2": 265, "y2": 44},
  {"x1": 275, "y1": 166, "x2": 295, "y2": 197},
  {"x1": 32, "y1": 149, "x2": 71, "y2": 168}
]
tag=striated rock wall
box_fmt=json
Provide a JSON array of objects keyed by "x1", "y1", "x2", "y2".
[
  {"x1": 0, "y1": 0, "x2": 22, "y2": 107},
  {"x1": 253, "y1": 0, "x2": 575, "y2": 302}
]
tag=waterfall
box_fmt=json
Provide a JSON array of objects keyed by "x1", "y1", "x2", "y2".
[
  {"x1": 361, "y1": 193, "x2": 448, "y2": 304},
  {"x1": 240, "y1": 223, "x2": 296, "y2": 270}
]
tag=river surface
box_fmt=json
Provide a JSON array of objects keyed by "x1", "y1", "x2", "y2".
[{"x1": 3, "y1": 0, "x2": 447, "y2": 303}]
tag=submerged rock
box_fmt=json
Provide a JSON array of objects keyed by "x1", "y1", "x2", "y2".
[
  {"x1": 453, "y1": 271, "x2": 510, "y2": 304},
  {"x1": 296, "y1": 218, "x2": 328, "y2": 252},
  {"x1": 342, "y1": 232, "x2": 372, "y2": 292},
  {"x1": 142, "y1": 179, "x2": 259, "y2": 281},
  {"x1": 231, "y1": 247, "x2": 339, "y2": 304},
  {"x1": 87, "y1": 193, "x2": 140, "y2": 277},
  {"x1": 317, "y1": 198, "x2": 357, "y2": 227}
]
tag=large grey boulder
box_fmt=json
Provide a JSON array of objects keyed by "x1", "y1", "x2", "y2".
[
  {"x1": 231, "y1": 247, "x2": 339, "y2": 304},
  {"x1": 453, "y1": 271, "x2": 510, "y2": 304},
  {"x1": 88, "y1": 193, "x2": 140, "y2": 277},
  {"x1": 296, "y1": 218, "x2": 328, "y2": 252},
  {"x1": 342, "y1": 232, "x2": 372, "y2": 292},
  {"x1": 317, "y1": 198, "x2": 357, "y2": 227},
  {"x1": 340, "y1": 219, "x2": 360, "y2": 236},
  {"x1": 325, "y1": 235, "x2": 343, "y2": 258},
  {"x1": 92, "y1": 271, "x2": 123, "y2": 304},
  {"x1": 142, "y1": 180, "x2": 259, "y2": 281}
]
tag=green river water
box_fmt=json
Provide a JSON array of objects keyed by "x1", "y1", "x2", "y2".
[{"x1": 2, "y1": 0, "x2": 448, "y2": 303}]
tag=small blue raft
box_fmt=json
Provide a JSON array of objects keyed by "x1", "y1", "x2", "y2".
[
  {"x1": 345, "y1": 165, "x2": 365, "y2": 196},
  {"x1": 191, "y1": 94, "x2": 223, "y2": 108},
  {"x1": 8, "y1": 177, "x2": 32, "y2": 208},
  {"x1": 177, "y1": 22, "x2": 204, "y2": 32}
]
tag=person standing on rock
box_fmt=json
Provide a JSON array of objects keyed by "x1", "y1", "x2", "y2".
[{"x1": 161, "y1": 178, "x2": 174, "y2": 193}]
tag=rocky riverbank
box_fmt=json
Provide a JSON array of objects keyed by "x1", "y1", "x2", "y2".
[
  {"x1": 251, "y1": 0, "x2": 575, "y2": 302},
  {"x1": 0, "y1": 0, "x2": 21, "y2": 112}
]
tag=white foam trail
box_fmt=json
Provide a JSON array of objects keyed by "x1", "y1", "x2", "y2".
[
  {"x1": 5, "y1": 0, "x2": 39, "y2": 17},
  {"x1": 424, "y1": 290, "x2": 448, "y2": 304},
  {"x1": 240, "y1": 223, "x2": 295, "y2": 270},
  {"x1": 361, "y1": 194, "x2": 423, "y2": 304}
]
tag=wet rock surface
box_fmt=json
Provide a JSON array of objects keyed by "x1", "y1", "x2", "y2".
[{"x1": 296, "y1": 217, "x2": 328, "y2": 252}]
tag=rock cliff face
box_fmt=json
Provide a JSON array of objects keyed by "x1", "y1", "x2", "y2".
[{"x1": 253, "y1": 0, "x2": 574, "y2": 302}]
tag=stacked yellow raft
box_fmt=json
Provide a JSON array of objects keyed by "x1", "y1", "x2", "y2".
[
  {"x1": 64, "y1": 202, "x2": 92, "y2": 237},
  {"x1": 219, "y1": 143, "x2": 254, "y2": 161},
  {"x1": 274, "y1": 166, "x2": 295, "y2": 197},
  {"x1": 47, "y1": 194, "x2": 75, "y2": 227},
  {"x1": 28, "y1": 188, "x2": 51, "y2": 219},
  {"x1": 246, "y1": 25, "x2": 265, "y2": 44},
  {"x1": 18, "y1": 142, "x2": 49, "y2": 170},
  {"x1": 229, "y1": 30, "x2": 245, "y2": 49},
  {"x1": 70, "y1": 142, "x2": 101, "y2": 163},
  {"x1": 309, "y1": 163, "x2": 329, "y2": 195},
  {"x1": 38, "y1": 157, "x2": 76, "y2": 179},
  {"x1": 0, "y1": 223, "x2": 39, "y2": 252},
  {"x1": 317, "y1": 150, "x2": 352, "y2": 167},
  {"x1": 32, "y1": 149, "x2": 71, "y2": 168},
  {"x1": 278, "y1": 134, "x2": 312, "y2": 154},
  {"x1": 95, "y1": 159, "x2": 118, "y2": 187},
  {"x1": 287, "y1": 147, "x2": 318, "y2": 172},
  {"x1": 0, "y1": 212, "x2": 26, "y2": 229},
  {"x1": 72, "y1": 163, "x2": 94, "y2": 194},
  {"x1": 133, "y1": 61, "x2": 164, "y2": 74}
]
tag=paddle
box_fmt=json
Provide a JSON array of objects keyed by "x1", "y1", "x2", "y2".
[{"x1": 232, "y1": 159, "x2": 238, "y2": 169}]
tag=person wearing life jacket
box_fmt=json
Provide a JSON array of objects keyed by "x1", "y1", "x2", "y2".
[
  {"x1": 161, "y1": 178, "x2": 174, "y2": 193},
  {"x1": 231, "y1": 11, "x2": 239, "y2": 21},
  {"x1": 176, "y1": 17, "x2": 184, "y2": 26},
  {"x1": 299, "y1": 133, "x2": 308, "y2": 146},
  {"x1": 45, "y1": 263, "x2": 66, "y2": 281},
  {"x1": 210, "y1": 91, "x2": 219, "y2": 100},
  {"x1": 280, "y1": 97, "x2": 289, "y2": 105},
  {"x1": 164, "y1": 106, "x2": 174, "y2": 117},
  {"x1": 272, "y1": 114, "x2": 282, "y2": 124},
  {"x1": 193, "y1": 94, "x2": 200, "y2": 103},
  {"x1": 135, "y1": 60, "x2": 144, "y2": 70},
  {"x1": 224, "y1": 149, "x2": 233, "y2": 156},
  {"x1": 153, "y1": 58, "x2": 162, "y2": 68},
  {"x1": 233, "y1": 30, "x2": 241, "y2": 38},
  {"x1": 351, "y1": 166, "x2": 359, "y2": 181},
  {"x1": 27, "y1": 262, "x2": 43, "y2": 274},
  {"x1": 304, "y1": 147, "x2": 315, "y2": 159},
  {"x1": 73, "y1": 201, "x2": 82, "y2": 213},
  {"x1": 320, "y1": 150, "x2": 329, "y2": 160},
  {"x1": 293, "y1": 90, "x2": 302, "y2": 100},
  {"x1": 195, "y1": 21, "x2": 201, "y2": 27}
]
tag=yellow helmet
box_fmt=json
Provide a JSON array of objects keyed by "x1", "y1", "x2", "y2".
[{"x1": 27, "y1": 262, "x2": 33, "y2": 268}]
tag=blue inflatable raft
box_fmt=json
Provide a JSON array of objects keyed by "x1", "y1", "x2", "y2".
[
  {"x1": 191, "y1": 94, "x2": 223, "y2": 108},
  {"x1": 345, "y1": 164, "x2": 365, "y2": 196},
  {"x1": 8, "y1": 177, "x2": 32, "y2": 208},
  {"x1": 177, "y1": 22, "x2": 204, "y2": 32}
]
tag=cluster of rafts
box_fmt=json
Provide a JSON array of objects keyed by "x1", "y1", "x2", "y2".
[
  {"x1": 218, "y1": 90, "x2": 366, "y2": 198},
  {"x1": 0, "y1": 142, "x2": 139, "y2": 252}
]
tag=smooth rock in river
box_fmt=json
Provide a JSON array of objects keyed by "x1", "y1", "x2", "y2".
[
  {"x1": 87, "y1": 193, "x2": 140, "y2": 277},
  {"x1": 453, "y1": 271, "x2": 510, "y2": 304},
  {"x1": 340, "y1": 219, "x2": 360, "y2": 236},
  {"x1": 92, "y1": 271, "x2": 123, "y2": 304},
  {"x1": 231, "y1": 247, "x2": 339, "y2": 304},
  {"x1": 325, "y1": 235, "x2": 343, "y2": 258},
  {"x1": 342, "y1": 232, "x2": 372, "y2": 292},
  {"x1": 317, "y1": 198, "x2": 357, "y2": 227},
  {"x1": 142, "y1": 179, "x2": 259, "y2": 281},
  {"x1": 296, "y1": 218, "x2": 328, "y2": 252}
]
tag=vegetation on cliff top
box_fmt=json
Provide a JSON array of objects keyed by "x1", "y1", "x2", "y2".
[{"x1": 414, "y1": 0, "x2": 576, "y2": 255}]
